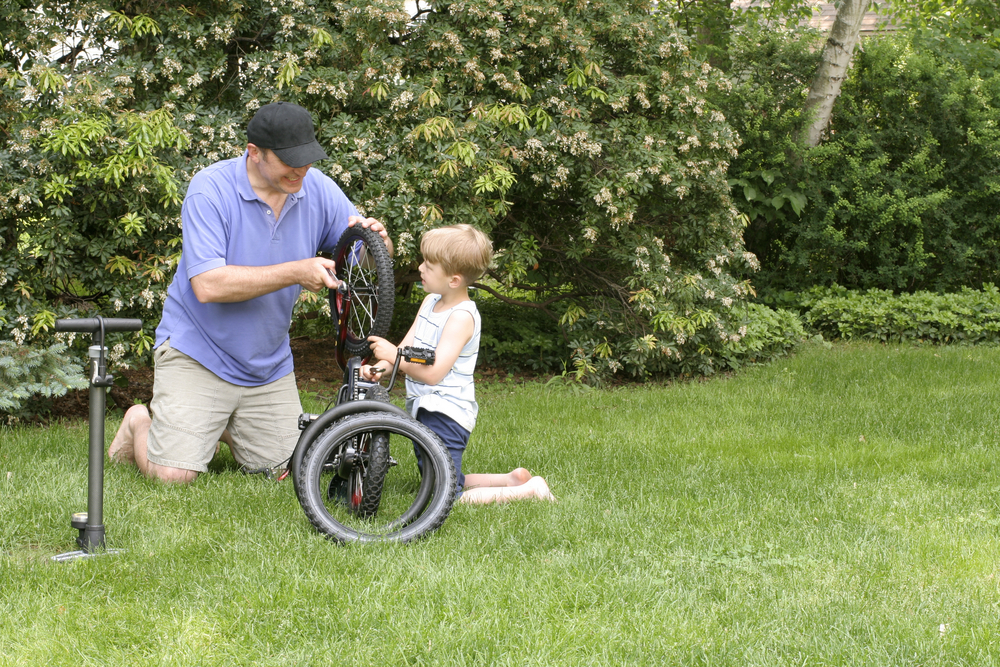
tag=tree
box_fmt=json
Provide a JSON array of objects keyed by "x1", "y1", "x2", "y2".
[
  {"x1": 798, "y1": 0, "x2": 872, "y2": 147},
  {"x1": 662, "y1": 0, "x2": 815, "y2": 67},
  {"x1": 719, "y1": 3, "x2": 1000, "y2": 294}
]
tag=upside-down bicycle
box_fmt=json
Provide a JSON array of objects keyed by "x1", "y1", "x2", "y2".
[{"x1": 289, "y1": 225, "x2": 456, "y2": 543}]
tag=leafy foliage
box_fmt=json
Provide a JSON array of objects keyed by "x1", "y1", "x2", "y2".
[
  {"x1": 556, "y1": 299, "x2": 806, "y2": 382},
  {"x1": 0, "y1": 341, "x2": 87, "y2": 421},
  {"x1": 717, "y1": 302, "x2": 808, "y2": 368},
  {"x1": 1, "y1": 0, "x2": 766, "y2": 380},
  {"x1": 721, "y1": 29, "x2": 1000, "y2": 294},
  {"x1": 475, "y1": 294, "x2": 564, "y2": 373},
  {"x1": 885, "y1": 0, "x2": 1000, "y2": 73},
  {"x1": 660, "y1": 0, "x2": 815, "y2": 67},
  {"x1": 801, "y1": 284, "x2": 1000, "y2": 344}
]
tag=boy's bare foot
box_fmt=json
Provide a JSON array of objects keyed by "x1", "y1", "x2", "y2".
[
  {"x1": 109, "y1": 404, "x2": 149, "y2": 464},
  {"x1": 460, "y1": 475, "x2": 558, "y2": 504},
  {"x1": 509, "y1": 467, "x2": 532, "y2": 485},
  {"x1": 526, "y1": 476, "x2": 557, "y2": 502}
]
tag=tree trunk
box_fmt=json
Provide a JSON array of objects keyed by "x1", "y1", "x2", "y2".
[{"x1": 799, "y1": 0, "x2": 872, "y2": 147}]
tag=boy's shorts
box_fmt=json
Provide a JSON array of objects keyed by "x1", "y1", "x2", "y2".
[
  {"x1": 415, "y1": 408, "x2": 470, "y2": 496},
  {"x1": 146, "y1": 340, "x2": 302, "y2": 473}
]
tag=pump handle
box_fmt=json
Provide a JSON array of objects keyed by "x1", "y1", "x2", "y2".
[{"x1": 55, "y1": 318, "x2": 142, "y2": 334}]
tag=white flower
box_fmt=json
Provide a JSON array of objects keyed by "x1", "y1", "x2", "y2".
[
  {"x1": 390, "y1": 91, "x2": 414, "y2": 111},
  {"x1": 109, "y1": 343, "x2": 125, "y2": 364}
]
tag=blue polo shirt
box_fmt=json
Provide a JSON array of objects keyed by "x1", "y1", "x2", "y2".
[{"x1": 155, "y1": 152, "x2": 356, "y2": 386}]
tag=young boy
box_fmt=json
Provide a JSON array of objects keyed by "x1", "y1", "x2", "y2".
[{"x1": 363, "y1": 224, "x2": 555, "y2": 504}]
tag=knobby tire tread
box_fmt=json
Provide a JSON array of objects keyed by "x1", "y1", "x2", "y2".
[
  {"x1": 353, "y1": 383, "x2": 391, "y2": 517},
  {"x1": 330, "y1": 225, "x2": 394, "y2": 359},
  {"x1": 353, "y1": 430, "x2": 389, "y2": 517}
]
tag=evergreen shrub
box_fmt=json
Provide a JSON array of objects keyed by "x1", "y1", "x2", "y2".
[
  {"x1": 718, "y1": 303, "x2": 808, "y2": 368},
  {"x1": 0, "y1": 341, "x2": 87, "y2": 422},
  {"x1": 1, "y1": 0, "x2": 761, "y2": 381}
]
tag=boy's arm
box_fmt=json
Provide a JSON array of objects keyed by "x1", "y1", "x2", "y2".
[{"x1": 365, "y1": 295, "x2": 429, "y2": 373}]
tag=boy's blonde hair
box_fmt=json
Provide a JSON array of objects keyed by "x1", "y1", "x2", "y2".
[{"x1": 420, "y1": 224, "x2": 493, "y2": 284}]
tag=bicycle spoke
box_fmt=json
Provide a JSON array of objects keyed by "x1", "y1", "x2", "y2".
[{"x1": 329, "y1": 225, "x2": 394, "y2": 363}]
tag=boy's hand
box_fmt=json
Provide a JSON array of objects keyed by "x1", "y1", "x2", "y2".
[
  {"x1": 366, "y1": 335, "x2": 398, "y2": 364},
  {"x1": 360, "y1": 364, "x2": 386, "y2": 381}
]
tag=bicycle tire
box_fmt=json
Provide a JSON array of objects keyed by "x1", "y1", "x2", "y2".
[
  {"x1": 329, "y1": 225, "x2": 394, "y2": 363},
  {"x1": 361, "y1": 384, "x2": 390, "y2": 403},
  {"x1": 327, "y1": 429, "x2": 389, "y2": 518},
  {"x1": 296, "y1": 412, "x2": 455, "y2": 543},
  {"x1": 345, "y1": 386, "x2": 392, "y2": 517}
]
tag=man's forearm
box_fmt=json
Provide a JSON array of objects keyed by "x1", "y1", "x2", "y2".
[{"x1": 190, "y1": 263, "x2": 303, "y2": 303}]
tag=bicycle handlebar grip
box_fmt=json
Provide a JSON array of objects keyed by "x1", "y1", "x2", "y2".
[{"x1": 54, "y1": 318, "x2": 143, "y2": 333}]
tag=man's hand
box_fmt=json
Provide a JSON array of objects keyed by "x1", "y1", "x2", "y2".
[
  {"x1": 348, "y1": 216, "x2": 394, "y2": 257},
  {"x1": 297, "y1": 256, "x2": 340, "y2": 292}
]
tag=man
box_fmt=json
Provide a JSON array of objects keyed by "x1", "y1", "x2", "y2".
[{"x1": 110, "y1": 101, "x2": 390, "y2": 483}]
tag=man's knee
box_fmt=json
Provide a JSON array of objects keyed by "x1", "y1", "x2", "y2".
[{"x1": 148, "y1": 463, "x2": 198, "y2": 484}]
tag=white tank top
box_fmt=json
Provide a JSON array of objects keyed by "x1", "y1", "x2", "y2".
[{"x1": 405, "y1": 295, "x2": 481, "y2": 432}]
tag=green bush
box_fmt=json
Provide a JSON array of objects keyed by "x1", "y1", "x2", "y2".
[
  {"x1": 476, "y1": 296, "x2": 564, "y2": 373},
  {"x1": 718, "y1": 303, "x2": 809, "y2": 368},
  {"x1": 0, "y1": 0, "x2": 761, "y2": 381},
  {"x1": 801, "y1": 284, "x2": 1000, "y2": 344},
  {"x1": 0, "y1": 341, "x2": 87, "y2": 422},
  {"x1": 387, "y1": 289, "x2": 563, "y2": 374},
  {"x1": 722, "y1": 30, "x2": 1000, "y2": 294},
  {"x1": 391, "y1": 289, "x2": 805, "y2": 381},
  {"x1": 554, "y1": 300, "x2": 806, "y2": 382}
]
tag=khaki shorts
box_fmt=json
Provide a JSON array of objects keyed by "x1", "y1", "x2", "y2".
[{"x1": 146, "y1": 341, "x2": 303, "y2": 473}]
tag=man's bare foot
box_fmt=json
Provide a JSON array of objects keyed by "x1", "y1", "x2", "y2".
[{"x1": 109, "y1": 404, "x2": 149, "y2": 464}]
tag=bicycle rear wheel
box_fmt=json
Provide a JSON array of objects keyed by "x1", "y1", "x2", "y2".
[
  {"x1": 329, "y1": 225, "x2": 394, "y2": 366},
  {"x1": 331, "y1": 384, "x2": 391, "y2": 517},
  {"x1": 296, "y1": 412, "x2": 456, "y2": 543}
]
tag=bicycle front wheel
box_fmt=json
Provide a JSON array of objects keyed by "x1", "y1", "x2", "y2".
[
  {"x1": 329, "y1": 225, "x2": 394, "y2": 364},
  {"x1": 296, "y1": 412, "x2": 456, "y2": 543}
]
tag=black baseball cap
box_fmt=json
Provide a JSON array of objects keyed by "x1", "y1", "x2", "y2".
[{"x1": 247, "y1": 102, "x2": 329, "y2": 168}]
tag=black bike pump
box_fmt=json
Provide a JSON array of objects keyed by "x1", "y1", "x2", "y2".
[{"x1": 52, "y1": 316, "x2": 142, "y2": 562}]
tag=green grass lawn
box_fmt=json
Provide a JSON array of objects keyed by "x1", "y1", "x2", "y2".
[{"x1": 2, "y1": 342, "x2": 999, "y2": 665}]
